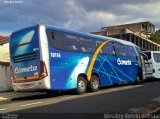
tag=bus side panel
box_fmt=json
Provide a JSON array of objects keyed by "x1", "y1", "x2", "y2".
[
  {"x1": 49, "y1": 47, "x2": 91, "y2": 90},
  {"x1": 50, "y1": 65, "x2": 66, "y2": 90},
  {"x1": 65, "y1": 53, "x2": 90, "y2": 89},
  {"x1": 92, "y1": 55, "x2": 137, "y2": 86},
  {"x1": 92, "y1": 55, "x2": 118, "y2": 85},
  {"x1": 114, "y1": 56, "x2": 137, "y2": 83},
  {"x1": 48, "y1": 47, "x2": 66, "y2": 90}
]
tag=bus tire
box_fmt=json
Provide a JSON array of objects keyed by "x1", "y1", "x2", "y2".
[
  {"x1": 134, "y1": 75, "x2": 140, "y2": 85},
  {"x1": 76, "y1": 76, "x2": 87, "y2": 94},
  {"x1": 88, "y1": 75, "x2": 99, "y2": 92}
]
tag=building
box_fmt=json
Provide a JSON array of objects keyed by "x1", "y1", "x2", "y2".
[
  {"x1": 0, "y1": 36, "x2": 10, "y2": 62},
  {"x1": 91, "y1": 21, "x2": 160, "y2": 51},
  {"x1": 0, "y1": 36, "x2": 13, "y2": 91}
]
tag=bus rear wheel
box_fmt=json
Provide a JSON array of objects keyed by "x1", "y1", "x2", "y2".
[
  {"x1": 76, "y1": 76, "x2": 87, "y2": 94},
  {"x1": 88, "y1": 75, "x2": 99, "y2": 92}
]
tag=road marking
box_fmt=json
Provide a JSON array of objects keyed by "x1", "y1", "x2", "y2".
[
  {"x1": 59, "y1": 85, "x2": 144, "y2": 101},
  {"x1": 129, "y1": 107, "x2": 150, "y2": 113},
  {"x1": 0, "y1": 108, "x2": 7, "y2": 111},
  {"x1": 60, "y1": 96, "x2": 77, "y2": 100},
  {"x1": 146, "y1": 81, "x2": 160, "y2": 85},
  {"x1": 145, "y1": 82, "x2": 153, "y2": 85},
  {"x1": 20, "y1": 102, "x2": 43, "y2": 107}
]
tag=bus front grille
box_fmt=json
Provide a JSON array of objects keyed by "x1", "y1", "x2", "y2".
[{"x1": 12, "y1": 52, "x2": 37, "y2": 63}]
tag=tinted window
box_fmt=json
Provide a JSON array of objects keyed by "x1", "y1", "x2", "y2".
[
  {"x1": 123, "y1": 45, "x2": 130, "y2": 56},
  {"x1": 65, "y1": 34, "x2": 80, "y2": 52},
  {"x1": 153, "y1": 53, "x2": 160, "y2": 62},
  {"x1": 114, "y1": 42, "x2": 126, "y2": 56},
  {"x1": 79, "y1": 37, "x2": 95, "y2": 53},
  {"x1": 135, "y1": 47, "x2": 141, "y2": 55},
  {"x1": 96, "y1": 40, "x2": 103, "y2": 48},
  {"x1": 46, "y1": 29, "x2": 65, "y2": 50},
  {"x1": 127, "y1": 46, "x2": 137, "y2": 57},
  {"x1": 101, "y1": 42, "x2": 115, "y2": 55},
  {"x1": 144, "y1": 52, "x2": 151, "y2": 59},
  {"x1": 95, "y1": 40, "x2": 103, "y2": 54}
]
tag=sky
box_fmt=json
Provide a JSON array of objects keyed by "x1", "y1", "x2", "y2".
[{"x1": 0, "y1": 0, "x2": 160, "y2": 36}]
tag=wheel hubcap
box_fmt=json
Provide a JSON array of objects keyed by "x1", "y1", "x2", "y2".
[
  {"x1": 78, "y1": 80, "x2": 85, "y2": 91},
  {"x1": 92, "y1": 79, "x2": 98, "y2": 89}
]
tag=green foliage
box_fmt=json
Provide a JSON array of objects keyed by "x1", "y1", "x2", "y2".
[{"x1": 149, "y1": 29, "x2": 160, "y2": 44}]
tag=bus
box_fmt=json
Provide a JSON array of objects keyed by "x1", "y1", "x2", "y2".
[
  {"x1": 9, "y1": 24, "x2": 146, "y2": 94},
  {"x1": 143, "y1": 51, "x2": 160, "y2": 79}
]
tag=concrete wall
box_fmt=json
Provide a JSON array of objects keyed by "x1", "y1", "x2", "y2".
[{"x1": 0, "y1": 62, "x2": 13, "y2": 92}]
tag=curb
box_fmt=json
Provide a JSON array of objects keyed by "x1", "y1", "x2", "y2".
[
  {"x1": 0, "y1": 92, "x2": 47, "y2": 104},
  {"x1": 0, "y1": 97, "x2": 11, "y2": 104}
]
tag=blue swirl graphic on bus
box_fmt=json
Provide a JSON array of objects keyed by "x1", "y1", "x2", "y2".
[{"x1": 66, "y1": 57, "x2": 89, "y2": 89}]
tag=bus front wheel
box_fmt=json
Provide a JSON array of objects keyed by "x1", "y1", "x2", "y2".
[
  {"x1": 88, "y1": 75, "x2": 99, "y2": 92},
  {"x1": 76, "y1": 76, "x2": 87, "y2": 94}
]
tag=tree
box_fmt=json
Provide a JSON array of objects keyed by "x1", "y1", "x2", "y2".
[{"x1": 149, "y1": 29, "x2": 160, "y2": 44}]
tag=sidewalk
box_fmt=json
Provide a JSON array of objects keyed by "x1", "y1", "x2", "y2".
[{"x1": 0, "y1": 91, "x2": 47, "y2": 104}]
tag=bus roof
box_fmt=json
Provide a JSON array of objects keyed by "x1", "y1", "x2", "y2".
[
  {"x1": 10, "y1": 24, "x2": 138, "y2": 48},
  {"x1": 45, "y1": 25, "x2": 137, "y2": 47}
]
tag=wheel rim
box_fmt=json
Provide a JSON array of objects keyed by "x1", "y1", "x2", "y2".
[
  {"x1": 78, "y1": 80, "x2": 86, "y2": 91},
  {"x1": 92, "y1": 78, "x2": 99, "y2": 89}
]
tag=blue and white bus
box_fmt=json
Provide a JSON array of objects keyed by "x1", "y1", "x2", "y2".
[{"x1": 9, "y1": 24, "x2": 146, "y2": 94}]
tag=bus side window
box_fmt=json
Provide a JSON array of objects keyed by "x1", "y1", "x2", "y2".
[
  {"x1": 80, "y1": 37, "x2": 95, "y2": 54},
  {"x1": 100, "y1": 41, "x2": 115, "y2": 55},
  {"x1": 135, "y1": 47, "x2": 141, "y2": 56},
  {"x1": 114, "y1": 42, "x2": 125, "y2": 56},
  {"x1": 127, "y1": 46, "x2": 136, "y2": 57},
  {"x1": 46, "y1": 30, "x2": 65, "y2": 50},
  {"x1": 123, "y1": 45, "x2": 129, "y2": 56},
  {"x1": 119, "y1": 45, "x2": 126, "y2": 56},
  {"x1": 66, "y1": 45, "x2": 79, "y2": 51},
  {"x1": 106, "y1": 42, "x2": 115, "y2": 55},
  {"x1": 96, "y1": 40, "x2": 103, "y2": 54},
  {"x1": 65, "y1": 34, "x2": 80, "y2": 52}
]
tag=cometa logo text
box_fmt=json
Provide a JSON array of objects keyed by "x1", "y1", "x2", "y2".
[
  {"x1": 15, "y1": 65, "x2": 37, "y2": 74},
  {"x1": 117, "y1": 58, "x2": 132, "y2": 65}
]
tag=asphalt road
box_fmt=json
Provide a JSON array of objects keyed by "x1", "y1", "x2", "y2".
[{"x1": 0, "y1": 80, "x2": 160, "y2": 119}]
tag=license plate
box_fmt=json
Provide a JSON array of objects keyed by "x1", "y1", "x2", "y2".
[{"x1": 22, "y1": 84, "x2": 31, "y2": 89}]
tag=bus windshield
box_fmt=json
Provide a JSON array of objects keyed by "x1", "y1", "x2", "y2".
[{"x1": 153, "y1": 53, "x2": 160, "y2": 62}]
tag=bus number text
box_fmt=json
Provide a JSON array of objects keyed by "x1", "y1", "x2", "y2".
[{"x1": 50, "y1": 52, "x2": 61, "y2": 58}]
